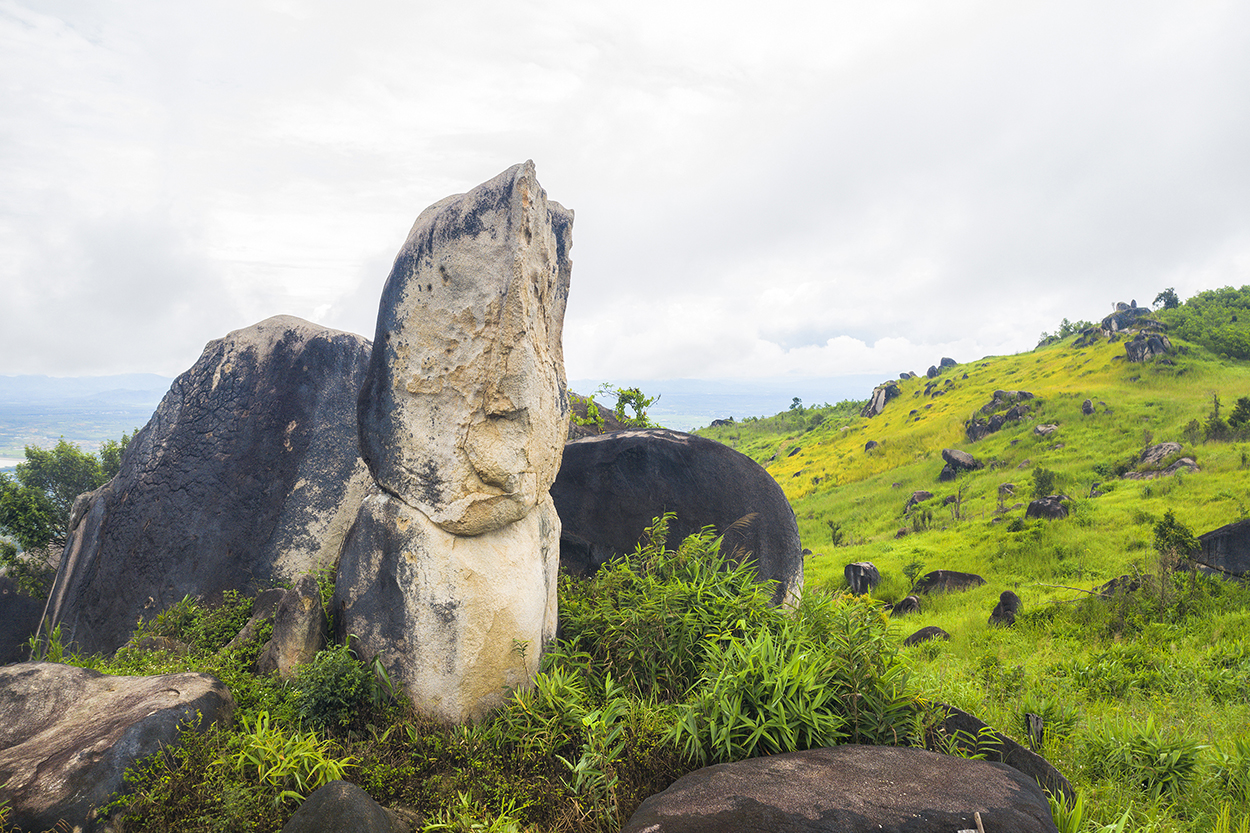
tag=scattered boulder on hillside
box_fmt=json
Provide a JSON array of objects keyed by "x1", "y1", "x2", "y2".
[
  {"x1": 1034, "y1": 423, "x2": 1059, "y2": 436},
  {"x1": 1100, "y1": 301, "x2": 1156, "y2": 334},
  {"x1": 938, "y1": 448, "x2": 982, "y2": 482},
  {"x1": 708, "y1": 418, "x2": 734, "y2": 428},
  {"x1": 46, "y1": 315, "x2": 374, "y2": 656},
  {"x1": 844, "y1": 562, "x2": 880, "y2": 596},
  {"x1": 0, "y1": 573, "x2": 44, "y2": 666},
  {"x1": 1026, "y1": 495, "x2": 1070, "y2": 520},
  {"x1": 550, "y1": 429, "x2": 803, "y2": 606},
  {"x1": 1194, "y1": 519, "x2": 1250, "y2": 579},
  {"x1": 926, "y1": 365, "x2": 939, "y2": 378},
  {"x1": 904, "y1": 490, "x2": 934, "y2": 512},
  {"x1": 903, "y1": 625, "x2": 950, "y2": 646},
  {"x1": 0, "y1": 662, "x2": 234, "y2": 833},
  {"x1": 281, "y1": 781, "x2": 407, "y2": 833},
  {"x1": 860, "y1": 382, "x2": 901, "y2": 417},
  {"x1": 1122, "y1": 442, "x2": 1198, "y2": 480},
  {"x1": 1096, "y1": 574, "x2": 1149, "y2": 596},
  {"x1": 1082, "y1": 398, "x2": 1095, "y2": 415},
  {"x1": 890, "y1": 595, "x2": 922, "y2": 616},
  {"x1": 864, "y1": 439, "x2": 879, "y2": 452},
  {"x1": 620, "y1": 745, "x2": 1056, "y2": 833},
  {"x1": 940, "y1": 356, "x2": 957, "y2": 370},
  {"x1": 256, "y1": 575, "x2": 326, "y2": 679},
  {"x1": 965, "y1": 390, "x2": 1036, "y2": 442},
  {"x1": 337, "y1": 161, "x2": 571, "y2": 722},
  {"x1": 931, "y1": 704, "x2": 1075, "y2": 804},
  {"x1": 990, "y1": 591, "x2": 1021, "y2": 626},
  {"x1": 899, "y1": 370, "x2": 917, "y2": 379},
  {"x1": 913, "y1": 570, "x2": 986, "y2": 594}
]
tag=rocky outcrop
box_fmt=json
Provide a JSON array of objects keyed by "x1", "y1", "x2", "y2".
[
  {"x1": 1026, "y1": 495, "x2": 1070, "y2": 520},
  {"x1": 844, "y1": 562, "x2": 880, "y2": 596},
  {"x1": 913, "y1": 570, "x2": 985, "y2": 594},
  {"x1": 932, "y1": 704, "x2": 1075, "y2": 803},
  {"x1": 860, "y1": 382, "x2": 900, "y2": 417},
  {"x1": 46, "y1": 316, "x2": 374, "y2": 655},
  {"x1": 904, "y1": 490, "x2": 934, "y2": 512},
  {"x1": 0, "y1": 662, "x2": 234, "y2": 833},
  {"x1": 256, "y1": 575, "x2": 326, "y2": 679},
  {"x1": 1101, "y1": 301, "x2": 1155, "y2": 334},
  {"x1": 1122, "y1": 442, "x2": 1198, "y2": 480},
  {"x1": 550, "y1": 429, "x2": 802, "y2": 606},
  {"x1": 281, "y1": 780, "x2": 407, "y2": 833},
  {"x1": 337, "y1": 161, "x2": 571, "y2": 722},
  {"x1": 1195, "y1": 519, "x2": 1250, "y2": 578},
  {"x1": 620, "y1": 745, "x2": 1056, "y2": 833},
  {"x1": 567, "y1": 394, "x2": 628, "y2": 440},
  {"x1": 1125, "y1": 331, "x2": 1173, "y2": 362},
  {"x1": 965, "y1": 390, "x2": 1036, "y2": 441}
]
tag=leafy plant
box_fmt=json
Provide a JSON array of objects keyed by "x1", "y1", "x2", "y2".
[
  {"x1": 1084, "y1": 715, "x2": 1203, "y2": 799},
  {"x1": 421, "y1": 790, "x2": 526, "y2": 833},
  {"x1": 290, "y1": 643, "x2": 374, "y2": 731},
  {"x1": 226, "y1": 711, "x2": 356, "y2": 805}
]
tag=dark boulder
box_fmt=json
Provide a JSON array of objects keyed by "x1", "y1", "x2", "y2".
[
  {"x1": 1095, "y1": 574, "x2": 1150, "y2": 596},
  {"x1": 1124, "y1": 331, "x2": 1172, "y2": 362},
  {"x1": 903, "y1": 625, "x2": 950, "y2": 646},
  {"x1": 45, "y1": 316, "x2": 374, "y2": 655},
  {"x1": 913, "y1": 570, "x2": 986, "y2": 594},
  {"x1": 0, "y1": 573, "x2": 44, "y2": 666},
  {"x1": 844, "y1": 562, "x2": 880, "y2": 596},
  {"x1": 990, "y1": 591, "x2": 1021, "y2": 626},
  {"x1": 620, "y1": 744, "x2": 1056, "y2": 833},
  {"x1": 940, "y1": 357, "x2": 957, "y2": 369},
  {"x1": 864, "y1": 440, "x2": 879, "y2": 452},
  {"x1": 0, "y1": 662, "x2": 234, "y2": 833},
  {"x1": 1082, "y1": 399, "x2": 1095, "y2": 415},
  {"x1": 939, "y1": 448, "x2": 982, "y2": 481},
  {"x1": 860, "y1": 383, "x2": 901, "y2": 418},
  {"x1": 904, "y1": 490, "x2": 934, "y2": 512},
  {"x1": 1026, "y1": 496, "x2": 1069, "y2": 520},
  {"x1": 281, "y1": 780, "x2": 406, "y2": 833},
  {"x1": 931, "y1": 704, "x2": 1075, "y2": 804},
  {"x1": 550, "y1": 429, "x2": 802, "y2": 605},
  {"x1": 1196, "y1": 519, "x2": 1250, "y2": 578},
  {"x1": 890, "y1": 595, "x2": 921, "y2": 616},
  {"x1": 567, "y1": 394, "x2": 629, "y2": 440},
  {"x1": 965, "y1": 392, "x2": 1035, "y2": 441}
]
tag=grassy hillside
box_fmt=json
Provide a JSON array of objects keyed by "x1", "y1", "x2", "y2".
[{"x1": 697, "y1": 323, "x2": 1250, "y2": 831}]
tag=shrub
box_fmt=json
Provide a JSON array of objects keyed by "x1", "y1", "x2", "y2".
[
  {"x1": 1083, "y1": 715, "x2": 1203, "y2": 799},
  {"x1": 227, "y1": 711, "x2": 356, "y2": 805},
  {"x1": 290, "y1": 644, "x2": 374, "y2": 731}
]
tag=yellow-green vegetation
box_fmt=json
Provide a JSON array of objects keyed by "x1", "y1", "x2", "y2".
[{"x1": 697, "y1": 318, "x2": 1250, "y2": 831}]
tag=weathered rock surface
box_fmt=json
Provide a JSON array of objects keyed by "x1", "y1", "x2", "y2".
[
  {"x1": 550, "y1": 428, "x2": 802, "y2": 605},
  {"x1": 334, "y1": 491, "x2": 559, "y2": 722},
  {"x1": 45, "y1": 316, "x2": 374, "y2": 655},
  {"x1": 844, "y1": 562, "x2": 880, "y2": 596},
  {"x1": 0, "y1": 662, "x2": 234, "y2": 833},
  {"x1": 1196, "y1": 519, "x2": 1250, "y2": 578},
  {"x1": 0, "y1": 573, "x2": 43, "y2": 665},
  {"x1": 890, "y1": 595, "x2": 921, "y2": 616},
  {"x1": 939, "y1": 448, "x2": 982, "y2": 481},
  {"x1": 1124, "y1": 331, "x2": 1173, "y2": 362},
  {"x1": 225, "y1": 587, "x2": 286, "y2": 652},
  {"x1": 256, "y1": 575, "x2": 326, "y2": 679},
  {"x1": 990, "y1": 590, "x2": 1021, "y2": 626},
  {"x1": 965, "y1": 390, "x2": 1035, "y2": 441},
  {"x1": 904, "y1": 490, "x2": 934, "y2": 511},
  {"x1": 567, "y1": 393, "x2": 628, "y2": 440},
  {"x1": 620, "y1": 744, "x2": 1057, "y2": 833},
  {"x1": 1121, "y1": 442, "x2": 1198, "y2": 480},
  {"x1": 913, "y1": 570, "x2": 985, "y2": 594},
  {"x1": 357, "y1": 161, "x2": 572, "y2": 537},
  {"x1": 933, "y1": 704, "x2": 1075, "y2": 804},
  {"x1": 281, "y1": 780, "x2": 407, "y2": 833}
]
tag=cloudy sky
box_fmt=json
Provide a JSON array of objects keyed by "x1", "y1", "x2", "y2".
[{"x1": 2, "y1": 1, "x2": 1248, "y2": 385}]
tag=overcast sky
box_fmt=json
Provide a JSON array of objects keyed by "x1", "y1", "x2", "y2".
[{"x1": 2, "y1": 1, "x2": 1248, "y2": 385}]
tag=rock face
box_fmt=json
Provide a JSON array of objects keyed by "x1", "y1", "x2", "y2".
[
  {"x1": 620, "y1": 745, "x2": 1057, "y2": 833},
  {"x1": 357, "y1": 162, "x2": 572, "y2": 537},
  {"x1": 860, "y1": 382, "x2": 900, "y2": 417},
  {"x1": 337, "y1": 162, "x2": 571, "y2": 722},
  {"x1": 551, "y1": 429, "x2": 802, "y2": 606},
  {"x1": 1196, "y1": 519, "x2": 1250, "y2": 578},
  {"x1": 0, "y1": 573, "x2": 44, "y2": 665},
  {"x1": 844, "y1": 562, "x2": 880, "y2": 596},
  {"x1": 0, "y1": 662, "x2": 234, "y2": 833},
  {"x1": 46, "y1": 316, "x2": 374, "y2": 655}
]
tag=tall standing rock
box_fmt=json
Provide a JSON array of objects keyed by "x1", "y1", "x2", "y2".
[
  {"x1": 337, "y1": 161, "x2": 572, "y2": 722},
  {"x1": 46, "y1": 317, "x2": 374, "y2": 655}
]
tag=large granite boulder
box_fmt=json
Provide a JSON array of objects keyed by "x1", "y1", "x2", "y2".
[
  {"x1": 338, "y1": 161, "x2": 571, "y2": 722},
  {"x1": 550, "y1": 429, "x2": 802, "y2": 606},
  {"x1": 45, "y1": 316, "x2": 374, "y2": 655},
  {"x1": 0, "y1": 662, "x2": 234, "y2": 833},
  {"x1": 620, "y1": 744, "x2": 1057, "y2": 833},
  {"x1": 256, "y1": 574, "x2": 327, "y2": 679},
  {"x1": 912, "y1": 570, "x2": 985, "y2": 594},
  {"x1": 1195, "y1": 519, "x2": 1250, "y2": 578},
  {"x1": 356, "y1": 161, "x2": 572, "y2": 537},
  {"x1": 844, "y1": 562, "x2": 880, "y2": 596},
  {"x1": 939, "y1": 448, "x2": 982, "y2": 481},
  {"x1": 933, "y1": 704, "x2": 1075, "y2": 803}
]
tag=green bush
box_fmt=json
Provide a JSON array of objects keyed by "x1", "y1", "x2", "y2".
[
  {"x1": 1084, "y1": 715, "x2": 1203, "y2": 799},
  {"x1": 228, "y1": 711, "x2": 357, "y2": 805},
  {"x1": 290, "y1": 644, "x2": 374, "y2": 732}
]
